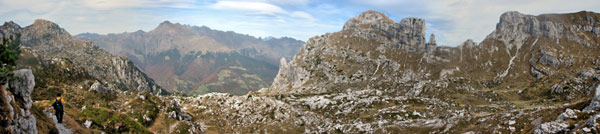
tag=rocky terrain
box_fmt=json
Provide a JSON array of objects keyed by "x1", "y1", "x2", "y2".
[
  {"x1": 1, "y1": 20, "x2": 167, "y2": 95},
  {"x1": 1, "y1": 10, "x2": 599, "y2": 134},
  {"x1": 169, "y1": 10, "x2": 600, "y2": 133},
  {"x1": 76, "y1": 22, "x2": 304, "y2": 95},
  {"x1": 1, "y1": 20, "x2": 200, "y2": 133}
]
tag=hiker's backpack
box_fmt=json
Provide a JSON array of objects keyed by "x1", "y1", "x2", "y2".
[{"x1": 53, "y1": 98, "x2": 63, "y2": 112}]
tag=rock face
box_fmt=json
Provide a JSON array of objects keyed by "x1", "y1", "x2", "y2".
[
  {"x1": 342, "y1": 10, "x2": 428, "y2": 51},
  {"x1": 1, "y1": 69, "x2": 38, "y2": 134},
  {"x1": 0, "y1": 19, "x2": 167, "y2": 95}
]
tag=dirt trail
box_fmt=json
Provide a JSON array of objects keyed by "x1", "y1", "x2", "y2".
[{"x1": 44, "y1": 108, "x2": 73, "y2": 134}]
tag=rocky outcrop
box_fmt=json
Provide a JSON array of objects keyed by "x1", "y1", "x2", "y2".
[
  {"x1": 534, "y1": 121, "x2": 569, "y2": 134},
  {"x1": 342, "y1": 10, "x2": 427, "y2": 51},
  {"x1": 89, "y1": 82, "x2": 114, "y2": 94},
  {"x1": 584, "y1": 85, "x2": 600, "y2": 112},
  {"x1": 166, "y1": 99, "x2": 192, "y2": 121},
  {"x1": 1, "y1": 69, "x2": 38, "y2": 134},
  {"x1": 426, "y1": 34, "x2": 437, "y2": 52}
]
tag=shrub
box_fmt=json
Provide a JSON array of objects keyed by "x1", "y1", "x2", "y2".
[{"x1": 0, "y1": 34, "x2": 21, "y2": 84}]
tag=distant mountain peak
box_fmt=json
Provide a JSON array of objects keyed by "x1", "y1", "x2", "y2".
[
  {"x1": 74, "y1": 32, "x2": 102, "y2": 38},
  {"x1": 1, "y1": 21, "x2": 20, "y2": 29},
  {"x1": 24, "y1": 19, "x2": 70, "y2": 38},
  {"x1": 160, "y1": 20, "x2": 172, "y2": 25},
  {"x1": 31, "y1": 19, "x2": 61, "y2": 30},
  {"x1": 262, "y1": 36, "x2": 275, "y2": 41},
  {"x1": 152, "y1": 20, "x2": 191, "y2": 34}
]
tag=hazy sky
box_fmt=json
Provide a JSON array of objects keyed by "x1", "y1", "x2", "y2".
[{"x1": 1, "y1": 0, "x2": 599, "y2": 46}]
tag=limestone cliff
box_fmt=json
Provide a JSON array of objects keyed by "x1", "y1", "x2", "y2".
[{"x1": 0, "y1": 69, "x2": 37, "y2": 134}]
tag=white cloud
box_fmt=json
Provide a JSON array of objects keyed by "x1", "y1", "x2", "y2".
[
  {"x1": 291, "y1": 11, "x2": 315, "y2": 21},
  {"x1": 210, "y1": 1, "x2": 317, "y2": 22},
  {"x1": 211, "y1": 1, "x2": 288, "y2": 15},
  {"x1": 0, "y1": 0, "x2": 62, "y2": 14},
  {"x1": 267, "y1": 0, "x2": 312, "y2": 5},
  {"x1": 78, "y1": 0, "x2": 196, "y2": 10}
]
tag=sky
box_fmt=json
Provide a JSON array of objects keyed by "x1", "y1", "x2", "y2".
[{"x1": 0, "y1": 0, "x2": 599, "y2": 46}]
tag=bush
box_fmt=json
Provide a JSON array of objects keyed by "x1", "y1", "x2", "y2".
[{"x1": 0, "y1": 34, "x2": 21, "y2": 84}]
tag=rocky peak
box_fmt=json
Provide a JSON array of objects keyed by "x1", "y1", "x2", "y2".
[
  {"x1": 1, "y1": 21, "x2": 20, "y2": 29},
  {"x1": 23, "y1": 19, "x2": 70, "y2": 40},
  {"x1": 0, "y1": 21, "x2": 22, "y2": 37},
  {"x1": 343, "y1": 10, "x2": 395, "y2": 30},
  {"x1": 157, "y1": 20, "x2": 174, "y2": 28},
  {"x1": 458, "y1": 39, "x2": 477, "y2": 49},
  {"x1": 425, "y1": 34, "x2": 437, "y2": 52},
  {"x1": 496, "y1": 11, "x2": 527, "y2": 30},
  {"x1": 428, "y1": 34, "x2": 436, "y2": 45},
  {"x1": 152, "y1": 20, "x2": 190, "y2": 34},
  {"x1": 29, "y1": 19, "x2": 66, "y2": 33},
  {"x1": 490, "y1": 11, "x2": 565, "y2": 49},
  {"x1": 341, "y1": 10, "x2": 427, "y2": 51}
]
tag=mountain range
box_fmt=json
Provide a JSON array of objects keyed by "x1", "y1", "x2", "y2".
[
  {"x1": 181, "y1": 10, "x2": 600, "y2": 133},
  {"x1": 76, "y1": 21, "x2": 304, "y2": 95},
  {"x1": 0, "y1": 10, "x2": 599, "y2": 133}
]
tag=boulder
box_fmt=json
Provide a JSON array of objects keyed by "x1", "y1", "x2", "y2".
[
  {"x1": 534, "y1": 121, "x2": 569, "y2": 134},
  {"x1": 578, "y1": 69, "x2": 597, "y2": 79},
  {"x1": 583, "y1": 85, "x2": 600, "y2": 112},
  {"x1": 7, "y1": 69, "x2": 38, "y2": 134},
  {"x1": 556, "y1": 108, "x2": 578, "y2": 121},
  {"x1": 89, "y1": 82, "x2": 114, "y2": 94}
]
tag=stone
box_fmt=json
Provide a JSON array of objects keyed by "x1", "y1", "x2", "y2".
[
  {"x1": 583, "y1": 127, "x2": 591, "y2": 133},
  {"x1": 84, "y1": 120, "x2": 93, "y2": 128},
  {"x1": 550, "y1": 84, "x2": 566, "y2": 94},
  {"x1": 8, "y1": 69, "x2": 35, "y2": 108},
  {"x1": 539, "y1": 50, "x2": 560, "y2": 68},
  {"x1": 578, "y1": 69, "x2": 596, "y2": 79},
  {"x1": 556, "y1": 109, "x2": 578, "y2": 121},
  {"x1": 583, "y1": 85, "x2": 600, "y2": 112},
  {"x1": 534, "y1": 121, "x2": 569, "y2": 134},
  {"x1": 89, "y1": 82, "x2": 114, "y2": 94},
  {"x1": 586, "y1": 114, "x2": 600, "y2": 127},
  {"x1": 6, "y1": 69, "x2": 38, "y2": 134}
]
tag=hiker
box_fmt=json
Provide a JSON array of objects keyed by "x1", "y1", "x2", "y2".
[{"x1": 52, "y1": 93, "x2": 65, "y2": 123}]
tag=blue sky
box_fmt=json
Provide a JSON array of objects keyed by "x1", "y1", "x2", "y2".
[{"x1": 1, "y1": 0, "x2": 599, "y2": 46}]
